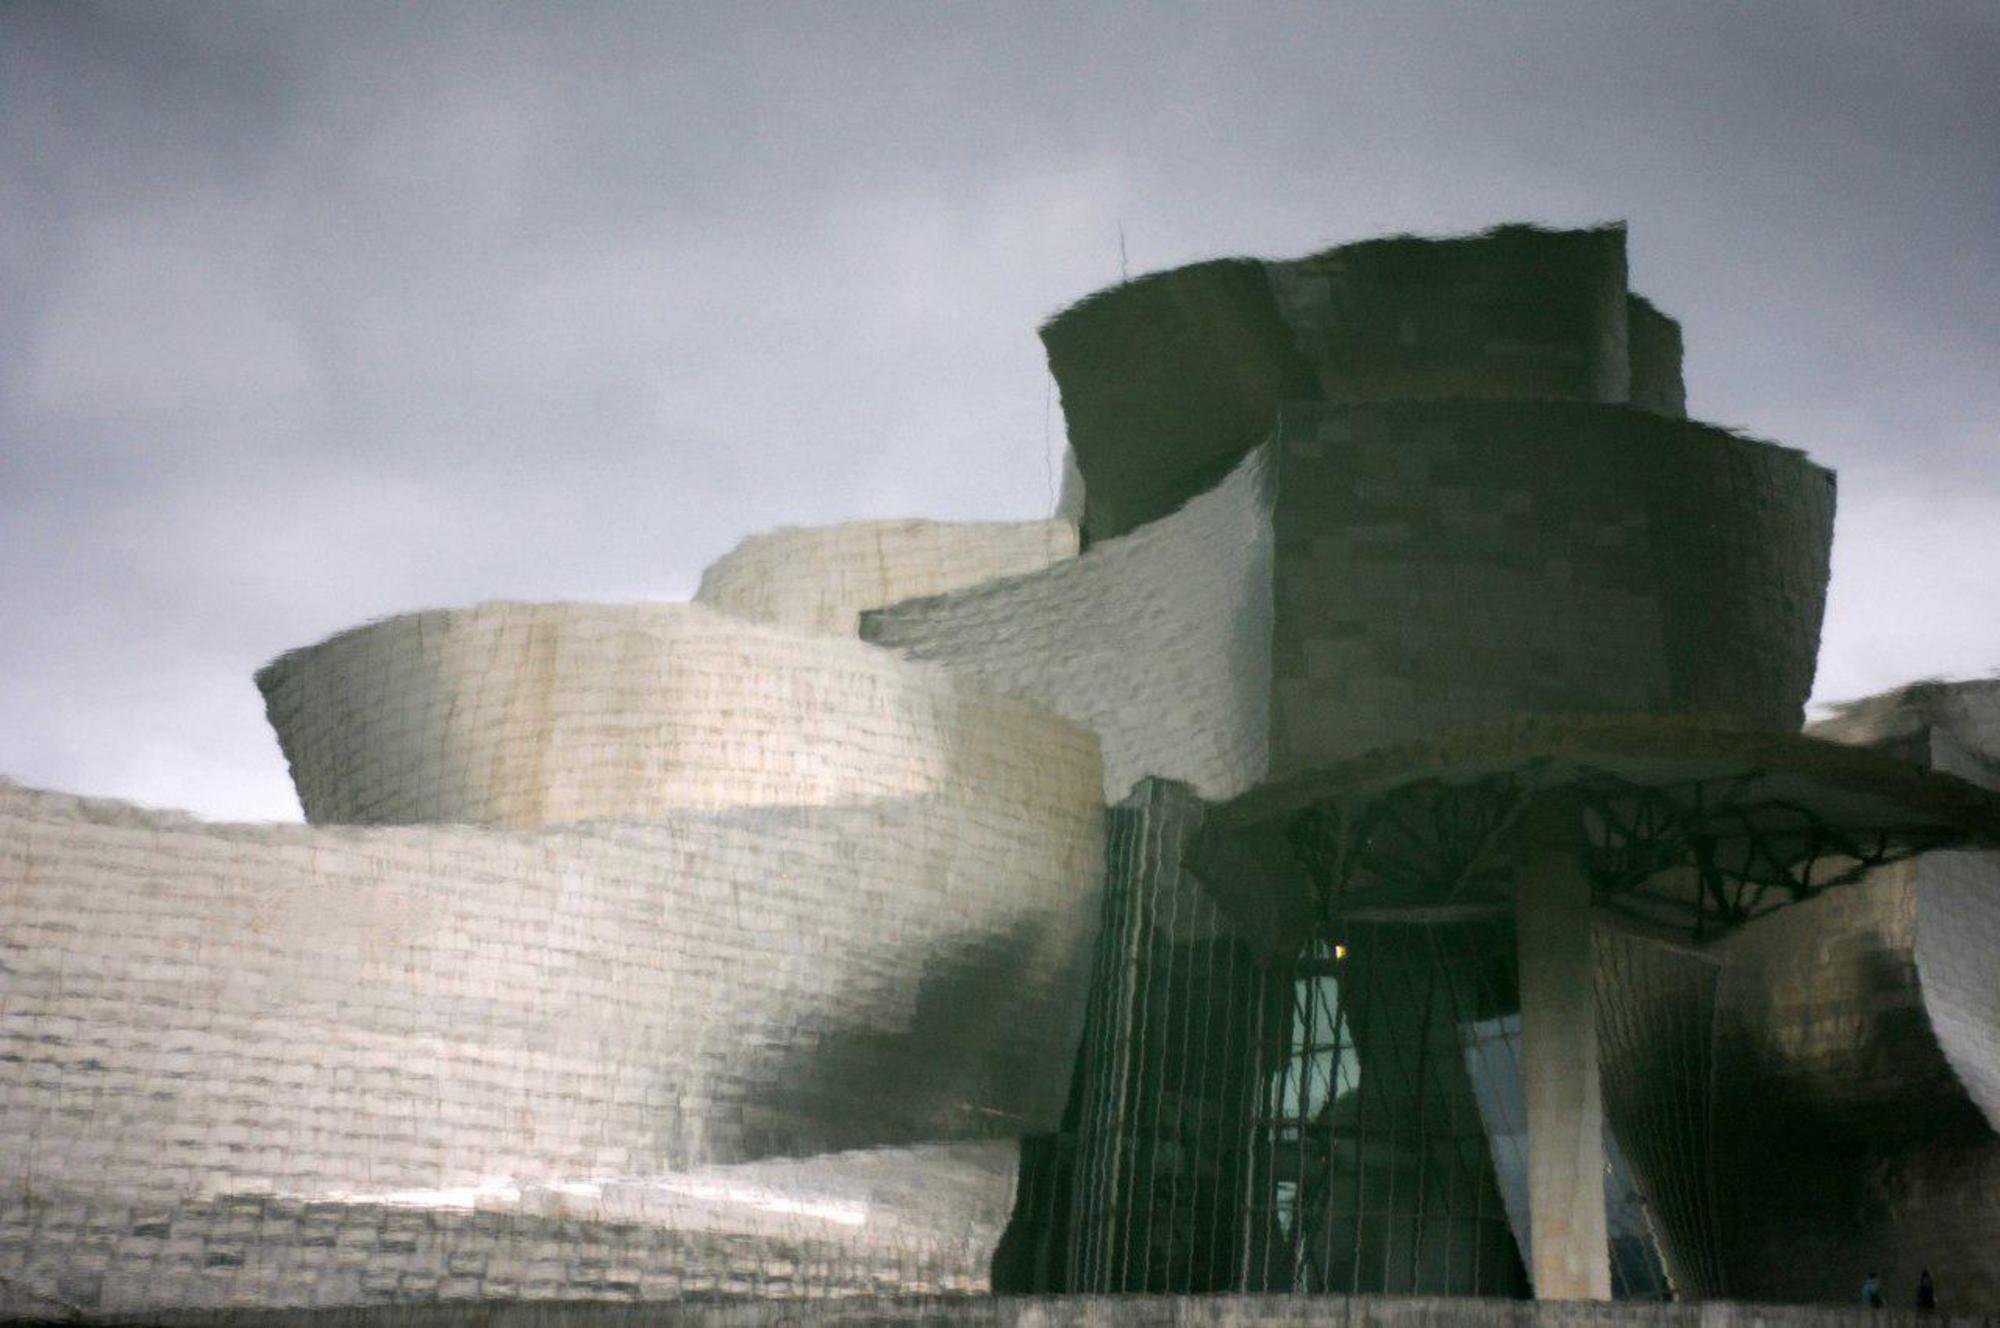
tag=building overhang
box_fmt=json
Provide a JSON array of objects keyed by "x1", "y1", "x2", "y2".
[{"x1": 1204, "y1": 715, "x2": 2000, "y2": 940}]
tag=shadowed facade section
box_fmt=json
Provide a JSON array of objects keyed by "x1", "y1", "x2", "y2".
[
  {"x1": 1043, "y1": 225, "x2": 1675, "y2": 545},
  {"x1": 1267, "y1": 401, "x2": 1835, "y2": 764}
]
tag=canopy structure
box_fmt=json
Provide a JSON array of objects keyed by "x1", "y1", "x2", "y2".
[{"x1": 1210, "y1": 714, "x2": 2000, "y2": 940}]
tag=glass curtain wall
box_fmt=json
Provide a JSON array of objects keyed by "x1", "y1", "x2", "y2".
[
  {"x1": 1000, "y1": 783, "x2": 1695, "y2": 1301},
  {"x1": 1239, "y1": 918, "x2": 1528, "y2": 1297}
]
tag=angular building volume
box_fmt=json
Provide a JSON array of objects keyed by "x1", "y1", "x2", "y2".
[{"x1": 4, "y1": 223, "x2": 1998, "y2": 1317}]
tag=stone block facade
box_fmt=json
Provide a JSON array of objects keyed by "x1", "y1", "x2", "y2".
[
  {"x1": 3, "y1": 590, "x2": 1105, "y2": 1313},
  {"x1": 1707, "y1": 859, "x2": 2000, "y2": 1309},
  {"x1": 0, "y1": 1144, "x2": 1017, "y2": 1315},
  {"x1": 0, "y1": 774, "x2": 1100, "y2": 1184},
  {"x1": 1268, "y1": 401, "x2": 1836, "y2": 769}
]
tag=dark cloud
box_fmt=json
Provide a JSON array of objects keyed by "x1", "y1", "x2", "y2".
[{"x1": 3, "y1": 1, "x2": 1995, "y2": 819}]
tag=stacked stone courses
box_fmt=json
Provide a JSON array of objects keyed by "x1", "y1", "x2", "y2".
[
  {"x1": 952, "y1": 221, "x2": 1999, "y2": 1310},
  {"x1": 695, "y1": 518, "x2": 1078, "y2": 637},
  {"x1": 866, "y1": 399, "x2": 1833, "y2": 814},
  {"x1": 0, "y1": 777, "x2": 1098, "y2": 1184},
  {"x1": 1706, "y1": 852, "x2": 2000, "y2": 1306},
  {"x1": 8, "y1": 580, "x2": 1107, "y2": 1309},
  {"x1": 1, "y1": 1156, "x2": 1016, "y2": 1311},
  {"x1": 1267, "y1": 400, "x2": 1835, "y2": 766},
  {"x1": 1263, "y1": 224, "x2": 1633, "y2": 405},
  {"x1": 0, "y1": 751, "x2": 1100, "y2": 1306}
]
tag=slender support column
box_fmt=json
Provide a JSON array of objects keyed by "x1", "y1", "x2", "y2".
[{"x1": 1515, "y1": 794, "x2": 1611, "y2": 1301}]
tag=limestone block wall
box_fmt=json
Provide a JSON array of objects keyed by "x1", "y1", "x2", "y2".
[
  {"x1": 0, "y1": 1144, "x2": 1020, "y2": 1314},
  {"x1": 862, "y1": 447, "x2": 1276, "y2": 804},
  {"x1": 1040, "y1": 224, "x2": 1662, "y2": 543},
  {"x1": 1267, "y1": 401, "x2": 1835, "y2": 772},
  {"x1": 695, "y1": 519, "x2": 1078, "y2": 637},
  {"x1": 0, "y1": 1144, "x2": 1019, "y2": 1313},
  {"x1": 258, "y1": 600, "x2": 1098, "y2": 829},
  {"x1": 0, "y1": 771, "x2": 1103, "y2": 1205}
]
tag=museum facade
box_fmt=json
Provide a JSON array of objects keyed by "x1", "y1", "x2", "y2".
[{"x1": 4, "y1": 224, "x2": 1998, "y2": 1317}]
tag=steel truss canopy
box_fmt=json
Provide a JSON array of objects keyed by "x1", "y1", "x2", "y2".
[{"x1": 1209, "y1": 716, "x2": 2000, "y2": 940}]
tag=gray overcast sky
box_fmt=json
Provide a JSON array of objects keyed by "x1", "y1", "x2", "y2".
[{"x1": 3, "y1": 1, "x2": 1996, "y2": 821}]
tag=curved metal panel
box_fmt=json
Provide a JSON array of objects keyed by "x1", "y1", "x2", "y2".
[
  {"x1": 259, "y1": 600, "x2": 1099, "y2": 830},
  {"x1": 696, "y1": 518, "x2": 1076, "y2": 638}
]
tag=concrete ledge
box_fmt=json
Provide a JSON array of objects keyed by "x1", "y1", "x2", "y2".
[{"x1": 77, "y1": 1294, "x2": 2000, "y2": 1327}]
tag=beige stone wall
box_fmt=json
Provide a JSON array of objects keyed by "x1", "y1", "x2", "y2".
[
  {"x1": 863, "y1": 447, "x2": 1275, "y2": 804},
  {"x1": 0, "y1": 1144, "x2": 1019, "y2": 1313},
  {"x1": 8, "y1": 597, "x2": 1110, "y2": 1313},
  {"x1": 1266, "y1": 224, "x2": 1633, "y2": 408},
  {"x1": 695, "y1": 519, "x2": 1077, "y2": 637},
  {"x1": 0, "y1": 775, "x2": 1102, "y2": 1203},
  {"x1": 3, "y1": 1144, "x2": 1016, "y2": 1320},
  {"x1": 258, "y1": 600, "x2": 1099, "y2": 829}
]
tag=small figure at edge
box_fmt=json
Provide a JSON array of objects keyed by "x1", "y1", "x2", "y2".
[
  {"x1": 1917, "y1": 1267, "x2": 1938, "y2": 1313},
  {"x1": 1863, "y1": 1271, "x2": 1885, "y2": 1308}
]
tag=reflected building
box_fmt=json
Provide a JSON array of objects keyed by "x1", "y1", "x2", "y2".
[
  {"x1": 4, "y1": 225, "x2": 1998, "y2": 1317},
  {"x1": 869, "y1": 224, "x2": 1999, "y2": 1306}
]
